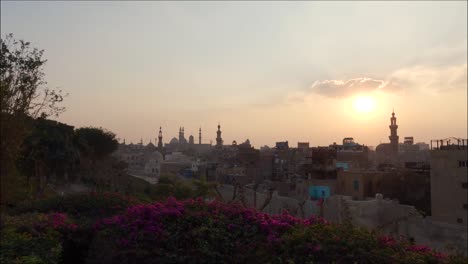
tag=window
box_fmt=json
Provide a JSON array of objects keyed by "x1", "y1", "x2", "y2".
[
  {"x1": 462, "y1": 182, "x2": 468, "y2": 189},
  {"x1": 459, "y1": 160, "x2": 468, "y2": 167},
  {"x1": 353, "y1": 180, "x2": 359, "y2": 191}
]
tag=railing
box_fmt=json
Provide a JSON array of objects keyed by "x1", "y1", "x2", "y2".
[{"x1": 430, "y1": 138, "x2": 467, "y2": 150}]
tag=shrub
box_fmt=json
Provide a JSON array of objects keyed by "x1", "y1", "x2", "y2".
[
  {"x1": 12, "y1": 192, "x2": 140, "y2": 222},
  {"x1": 87, "y1": 198, "x2": 460, "y2": 264},
  {"x1": 0, "y1": 213, "x2": 76, "y2": 264},
  {"x1": 4, "y1": 197, "x2": 466, "y2": 264}
]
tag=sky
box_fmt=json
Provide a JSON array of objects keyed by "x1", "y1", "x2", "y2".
[{"x1": 1, "y1": 1, "x2": 467, "y2": 148}]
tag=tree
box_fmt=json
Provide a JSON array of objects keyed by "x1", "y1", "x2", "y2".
[
  {"x1": 18, "y1": 118, "x2": 79, "y2": 196},
  {"x1": 73, "y1": 127, "x2": 119, "y2": 189},
  {"x1": 0, "y1": 33, "x2": 65, "y2": 176},
  {"x1": 150, "y1": 174, "x2": 194, "y2": 200},
  {"x1": 74, "y1": 127, "x2": 118, "y2": 159},
  {"x1": 192, "y1": 179, "x2": 217, "y2": 200}
]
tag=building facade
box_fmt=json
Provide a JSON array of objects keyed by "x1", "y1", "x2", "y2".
[{"x1": 430, "y1": 141, "x2": 468, "y2": 225}]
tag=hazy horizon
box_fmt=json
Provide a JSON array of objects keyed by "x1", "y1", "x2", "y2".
[{"x1": 1, "y1": 1, "x2": 467, "y2": 148}]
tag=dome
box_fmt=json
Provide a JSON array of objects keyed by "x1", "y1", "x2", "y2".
[
  {"x1": 151, "y1": 151, "x2": 163, "y2": 161},
  {"x1": 170, "y1": 137, "x2": 179, "y2": 144},
  {"x1": 145, "y1": 142, "x2": 156, "y2": 150},
  {"x1": 375, "y1": 143, "x2": 391, "y2": 153}
]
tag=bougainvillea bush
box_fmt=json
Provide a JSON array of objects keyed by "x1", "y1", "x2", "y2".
[
  {"x1": 87, "y1": 197, "x2": 464, "y2": 264},
  {"x1": 0, "y1": 212, "x2": 77, "y2": 264},
  {"x1": 2, "y1": 193, "x2": 466, "y2": 264}
]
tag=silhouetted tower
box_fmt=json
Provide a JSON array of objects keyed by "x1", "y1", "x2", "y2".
[
  {"x1": 389, "y1": 110, "x2": 399, "y2": 157},
  {"x1": 199, "y1": 127, "x2": 202, "y2": 144},
  {"x1": 178, "y1": 127, "x2": 183, "y2": 143},
  {"x1": 216, "y1": 123, "x2": 223, "y2": 148},
  {"x1": 158, "y1": 126, "x2": 163, "y2": 149}
]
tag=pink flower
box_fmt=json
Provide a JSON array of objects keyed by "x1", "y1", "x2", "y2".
[
  {"x1": 407, "y1": 245, "x2": 431, "y2": 253},
  {"x1": 378, "y1": 236, "x2": 396, "y2": 247},
  {"x1": 119, "y1": 239, "x2": 129, "y2": 246}
]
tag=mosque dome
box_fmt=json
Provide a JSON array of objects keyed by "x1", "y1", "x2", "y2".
[
  {"x1": 376, "y1": 143, "x2": 391, "y2": 154},
  {"x1": 152, "y1": 151, "x2": 163, "y2": 161},
  {"x1": 145, "y1": 142, "x2": 157, "y2": 151},
  {"x1": 170, "y1": 137, "x2": 179, "y2": 144}
]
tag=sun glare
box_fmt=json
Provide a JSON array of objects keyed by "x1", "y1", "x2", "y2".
[{"x1": 353, "y1": 96, "x2": 375, "y2": 113}]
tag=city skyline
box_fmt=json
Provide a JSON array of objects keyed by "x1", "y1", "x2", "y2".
[
  {"x1": 1, "y1": 1, "x2": 466, "y2": 147},
  {"x1": 117, "y1": 109, "x2": 452, "y2": 149}
]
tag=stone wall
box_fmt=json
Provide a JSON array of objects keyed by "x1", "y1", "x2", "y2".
[
  {"x1": 216, "y1": 184, "x2": 318, "y2": 218},
  {"x1": 324, "y1": 195, "x2": 467, "y2": 256},
  {"x1": 216, "y1": 185, "x2": 467, "y2": 256}
]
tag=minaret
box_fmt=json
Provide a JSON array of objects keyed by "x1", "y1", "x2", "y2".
[
  {"x1": 158, "y1": 126, "x2": 163, "y2": 149},
  {"x1": 182, "y1": 127, "x2": 185, "y2": 143},
  {"x1": 216, "y1": 123, "x2": 223, "y2": 148},
  {"x1": 389, "y1": 110, "x2": 399, "y2": 158},
  {"x1": 199, "y1": 127, "x2": 202, "y2": 145},
  {"x1": 178, "y1": 127, "x2": 183, "y2": 143}
]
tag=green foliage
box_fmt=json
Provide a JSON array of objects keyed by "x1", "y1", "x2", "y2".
[
  {"x1": 192, "y1": 179, "x2": 217, "y2": 199},
  {"x1": 144, "y1": 174, "x2": 218, "y2": 201},
  {"x1": 149, "y1": 174, "x2": 194, "y2": 200},
  {"x1": 2, "y1": 194, "x2": 466, "y2": 264},
  {"x1": 85, "y1": 198, "x2": 462, "y2": 264},
  {"x1": 18, "y1": 118, "x2": 79, "y2": 183},
  {"x1": 74, "y1": 127, "x2": 118, "y2": 159},
  {"x1": 12, "y1": 192, "x2": 140, "y2": 223},
  {"x1": 1, "y1": 33, "x2": 65, "y2": 176},
  {"x1": 280, "y1": 224, "x2": 393, "y2": 263},
  {"x1": 1, "y1": 169, "x2": 58, "y2": 212},
  {"x1": 1, "y1": 171, "x2": 34, "y2": 209},
  {"x1": 0, "y1": 213, "x2": 64, "y2": 264}
]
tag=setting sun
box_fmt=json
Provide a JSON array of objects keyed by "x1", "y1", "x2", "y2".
[{"x1": 353, "y1": 96, "x2": 375, "y2": 113}]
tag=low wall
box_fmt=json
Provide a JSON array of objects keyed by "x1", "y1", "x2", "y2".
[
  {"x1": 324, "y1": 195, "x2": 467, "y2": 256},
  {"x1": 216, "y1": 184, "x2": 318, "y2": 218},
  {"x1": 215, "y1": 185, "x2": 467, "y2": 256},
  {"x1": 128, "y1": 172, "x2": 158, "y2": 184}
]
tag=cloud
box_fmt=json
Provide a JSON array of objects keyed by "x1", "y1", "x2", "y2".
[
  {"x1": 388, "y1": 64, "x2": 467, "y2": 94},
  {"x1": 250, "y1": 63, "x2": 467, "y2": 107},
  {"x1": 309, "y1": 78, "x2": 400, "y2": 98},
  {"x1": 307, "y1": 63, "x2": 467, "y2": 98}
]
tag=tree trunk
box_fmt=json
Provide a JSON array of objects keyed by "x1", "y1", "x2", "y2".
[
  {"x1": 260, "y1": 188, "x2": 274, "y2": 212},
  {"x1": 298, "y1": 200, "x2": 306, "y2": 218},
  {"x1": 228, "y1": 183, "x2": 239, "y2": 204},
  {"x1": 214, "y1": 184, "x2": 225, "y2": 202},
  {"x1": 253, "y1": 184, "x2": 258, "y2": 209},
  {"x1": 35, "y1": 160, "x2": 47, "y2": 198}
]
